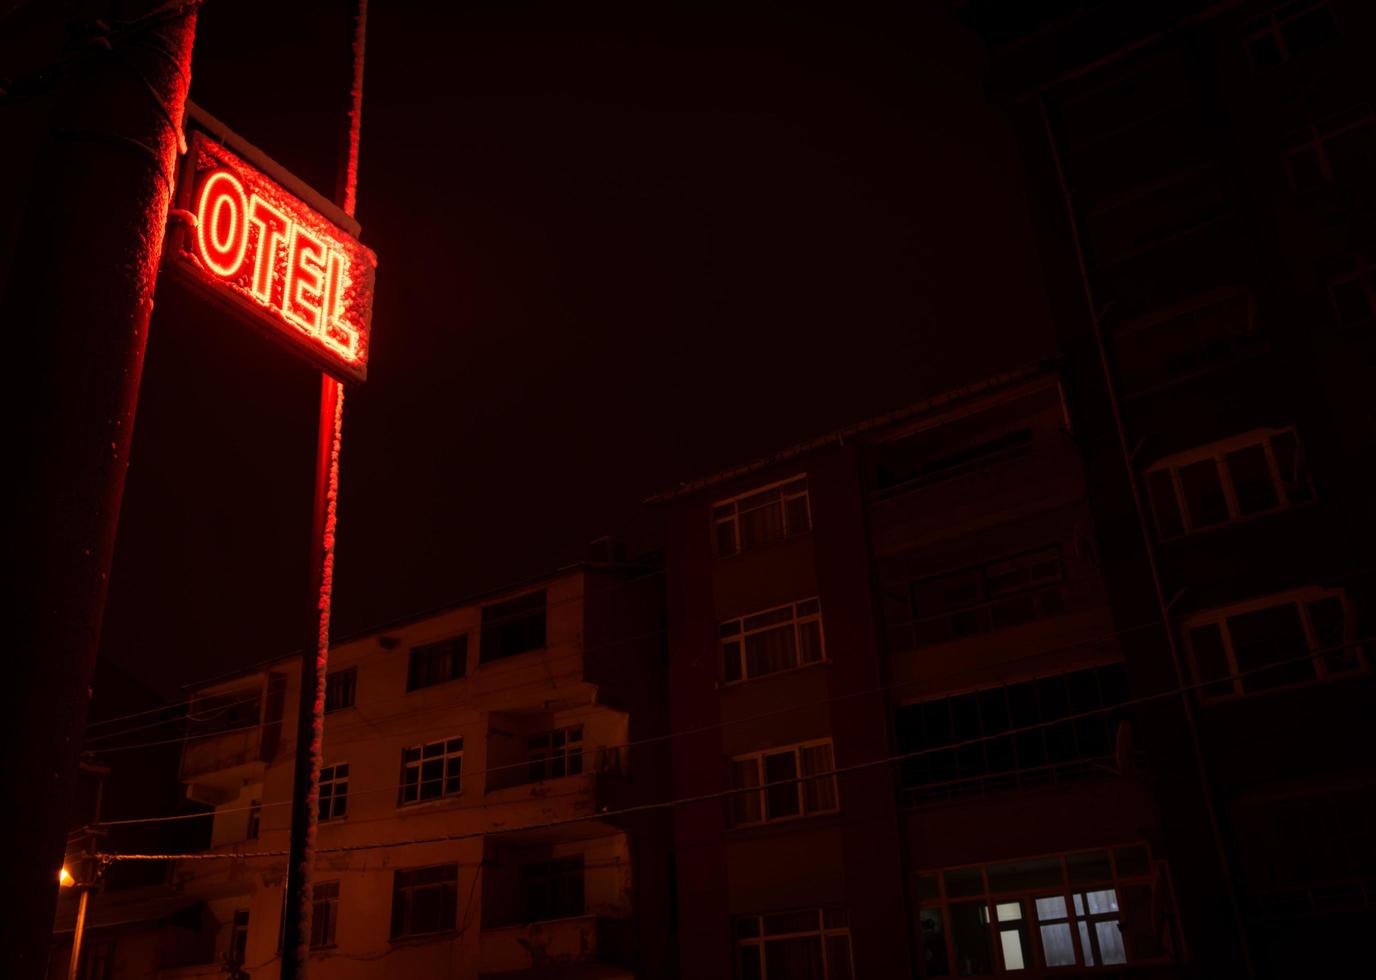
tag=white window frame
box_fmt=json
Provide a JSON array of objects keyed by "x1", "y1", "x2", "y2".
[
  {"x1": 727, "y1": 738, "x2": 839, "y2": 827},
  {"x1": 1244, "y1": 1, "x2": 1338, "y2": 69},
  {"x1": 398, "y1": 737, "x2": 463, "y2": 806},
  {"x1": 734, "y1": 907, "x2": 853, "y2": 980},
  {"x1": 713, "y1": 475, "x2": 811, "y2": 557},
  {"x1": 720, "y1": 598, "x2": 825, "y2": 684},
  {"x1": 1144, "y1": 427, "x2": 1312, "y2": 536},
  {"x1": 1182, "y1": 587, "x2": 1365, "y2": 702},
  {"x1": 319, "y1": 763, "x2": 348, "y2": 822},
  {"x1": 1282, "y1": 105, "x2": 1376, "y2": 191}
]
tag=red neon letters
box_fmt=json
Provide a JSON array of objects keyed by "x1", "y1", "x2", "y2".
[{"x1": 172, "y1": 133, "x2": 376, "y2": 382}]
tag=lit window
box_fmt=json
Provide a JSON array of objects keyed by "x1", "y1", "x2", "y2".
[
  {"x1": 1244, "y1": 2, "x2": 1338, "y2": 69},
  {"x1": 319, "y1": 764, "x2": 349, "y2": 821},
  {"x1": 915, "y1": 846, "x2": 1178, "y2": 974},
  {"x1": 735, "y1": 907, "x2": 853, "y2": 980},
  {"x1": 390, "y1": 864, "x2": 457, "y2": 939},
  {"x1": 1183, "y1": 588, "x2": 1365, "y2": 701},
  {"x1": 399, "y1": 738, "x2": 462, "y2": 805},
  {"x1": 720, "y1": 598, "x2": 825, "y2": 684},
  {"x1": 713, "y1": 476, "x2": 811, "y2": 557},
  {"x1": 527, "y1": 725, "x2": 583, "y2": 783},
  {"x1": 728, "y1": 740, "x2": 838, "y2": 827},
  {"x1": 1144, "y1": 428, "x2": 1313, "y2": 538},
  {"x1": 406, "y1": 636, "x2": 466, "y2": 691},
  {"x1": 311, "y1": 881, "x2": 340, "y2": 949},
  {"x1": 894, "y1": 664, "x2": 1128, "y2": 804},
  {"x1": 324, "y1": 667, "x2": 357, "y2": 712},
  {"x1": 479, "y1": 591, "x2": 546, "y2": 663}
]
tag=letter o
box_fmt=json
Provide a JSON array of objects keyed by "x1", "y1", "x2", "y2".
[{"x1": 195, "y1": 170, "x2": 249, "y2": 278}]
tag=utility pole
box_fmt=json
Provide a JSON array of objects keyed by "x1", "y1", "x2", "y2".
[{"x1": 1, "y1": 4, "x2": 197, "y2": 977}]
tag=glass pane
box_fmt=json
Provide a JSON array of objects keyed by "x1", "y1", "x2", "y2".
[
  {"x1": 1178, "y1": 459, "x2": 1228, "y2": 527},
  {"x1": 1040, "y1": 923, "x2": 1078, "y2": 967},
  {"x1": 824, "y1": 934, "x2": 853, "y2": 980},
  {"x1": 738, "y1": 944, "x2": 762, "y2": 980},
  {"x1": 739, "y1": 502, "x2": 785, "y2": 550},
  {"x1": 1082, "y1": 889, "x2": 1119, "y2": 914},
  {"x1": 995, "y1": 902, "x2": 1022, "y2": 921},
  {"x1": 729, "y1": 759, "x2": 761, "y2": 825},
  {"x1": 1270, "y1": 430, "x2": 1313, "y2": 503},
  {"x1": 797, "y1": 621, "x2": 824, "y2": 664},
  {"x1": 764, "y1": 752, "x2": 801, "y2": 819},
  {"x1": 919, "y1": 908, "x2": 949, "y2": 976},
  {"x1": 723, "y1": 640, "x2": 743, "y2": 683},
  {"x1": 1079, "y1": 921, "x2": 1095, "y2": 965},
  {"x1": 1229, "y1": 603, "x2": 1315, "y2": 692},
  {"x1": 716, "y1": 521, "x2": 737, "y2": 556},
  {"x1": 1308, "y1": 596, "x2": 1358, "y2": 674},
  {"x1": 763, "y1": 935, "x2": 823, "y2": 980},
  {"x1": 746, "y1": 626, "x2": 797, "y2": 678},
  {"x1": 785, "y1": 494, "x2": 810, "y2": 535},
  {"x1": 999, "y1": 927, "x2": 1027, "y2": 971},
  {"x1": 1188, "y1": 623, "x2": 1234, "y2": 699},
  {"x1": 800, "y1": 744, "x2": 838, "y2": 812},
  {"x1": 949, "y1": 902, "x2": 994, "y2": 975},
  {"x1": 1225, "y1": 443, "x2": 1279, "y2": 516},
  {"x1": 1034, "y1": 895, "x2": 1068, "y2": 921},
  {"x1": 1096, "y1": 920, "x2": 1128, "y2": 965},
  {"x1": 1145, "y1": 469, "x2": 1184, "y2": 538}
]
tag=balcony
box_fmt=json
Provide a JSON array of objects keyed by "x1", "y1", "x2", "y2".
[
  {"x1": 179, "y1": 674, "x2": 284, "y2": 803},
  {"x1": 479, "y1": 915, "x2": 633, "y2": 977}
]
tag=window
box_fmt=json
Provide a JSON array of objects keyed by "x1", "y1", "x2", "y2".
[
  {"x1": 1328, "y1": 256, "x2": 1376, "y2": 326},
  {"x1": 1145, "y1": 428, "x2": 1313, "y2": 538},
  {"x1": 311, "y1": 881, "x2": 340, "y2": 948},
  {"x1": 872, "y1": 428, "x2": 1033, "y2": 494},
  {"x1": 523, "y1": 856, "x2": 585, "y2": 922},
  {"x1": 406, "y1": 637, "x2": 467, "y2": 691},
  {"x1": 480, "y1": 591, "x2": 546, "y2": 663},
  {"x1": 1113, "y1": 289, "x2": 1260, "y2": 395},
  {"x1": 915, "y1": 846, "x2": 1177, "y2": 975},
  {"x1": 246, "y1": 799, "x2": 261, "y2": 840},
  {"x1": 714, "y1": 476, "x2": 810, "y2": 556},
  {"x1": 890, "y1": 547, "x2": 1065, "y2": 651},
  {"x1": 390, "y1": 864, "x2": 458, "y2": 939},
  {"x1": 895, "y1": 664, "x2": 1128, "y2": 803},
  {"x1": 528, "y1": 726, "x2": 583, "y2": 782},
  {"x1": 1244, "y1": 2, "x2": 1338, "y2": 70},
  {"x1": 324, "y1": 667, "x2": 357, "y2": 712},
  {"x1": 1183, "y1": 588, "x2": 1364, "y2": 701},
  {"x1": 319, "y1": 763, "x2": 348, "y2": 821},
  {"x1": 735, "y1": 907, "x2": 853, "y2": 980},
  {"x1": 1282, "y1": 106, "x2": 1376, "y2": 192},
  {"x1": 399, "y1": 738, "x2": 463, "y2": 805},
  {"x1": 720, "y1": 599, "x2": 825, "y2": 684},
  {"x1": 230, "y1": 909, "x2": 250, "y2": 965},
  {"x1": 728, "y1": 740, "x2": 838, "y2": 827}
]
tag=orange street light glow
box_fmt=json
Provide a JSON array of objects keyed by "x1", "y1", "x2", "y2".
[{"x1": 59, "y1": 866, "x2": 74, "y2": 887}]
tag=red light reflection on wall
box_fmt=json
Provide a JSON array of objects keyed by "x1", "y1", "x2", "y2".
[{"x1": 170, "y1": 133, "x2": 376, "y2": 382}]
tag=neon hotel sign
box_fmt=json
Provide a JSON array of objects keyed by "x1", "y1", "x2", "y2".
[{"x1": 167, "y1": 126, "x2": 377, "y2": 382}]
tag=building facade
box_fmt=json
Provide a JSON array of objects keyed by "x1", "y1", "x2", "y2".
[
  {"x1": 116, "y1": 562, "x2": 669, "y2": 979},
  {"x1": 657, "y1": 367, "x2": 1193, "y2": 979}
]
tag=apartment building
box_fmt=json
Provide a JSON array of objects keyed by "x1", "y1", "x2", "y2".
[
  {"x1": 121, "y1": 561, "x2": 669, "y2": 979},
  {"x1": 955, "y1": 1, "x2": 1376, "y2": 976},
  {"x1": 656, "y1": 366, "x2": 1189, "y2": 979}
]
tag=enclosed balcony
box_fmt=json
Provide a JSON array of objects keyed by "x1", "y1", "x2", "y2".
[{"x1": 179, "y1": 673, "x2": 285, "y2": 804}]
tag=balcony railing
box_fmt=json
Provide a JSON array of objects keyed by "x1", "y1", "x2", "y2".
[{"x1": 479, "y1": 914, "x2": 631, "y2": 974}]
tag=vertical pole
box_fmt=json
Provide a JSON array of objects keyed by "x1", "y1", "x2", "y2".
[
  {"x1": 280, "y1": 376, "x2": 344, "y2": 979},
  {"x1": 2, "y1": 5, "x2": 197, "y2": 977},
  {"x1": 1037, "y1": 95, "x2": 1254, "y2": 978},
  {"x1": 280, "y1": 3, "x2": 365, "y2": 973},
  {"x1": 66, "y1": 888, "x2": 90, "y2": 980}
]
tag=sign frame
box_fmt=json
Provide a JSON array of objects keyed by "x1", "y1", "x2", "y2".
[{"x1": 163, "y1": 103, "x2": 376, "y2": 384}]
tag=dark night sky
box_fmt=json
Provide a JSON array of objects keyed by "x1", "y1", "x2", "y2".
[{"x1": 100, "y1": 1, "x2": 1056, "y2": 695}]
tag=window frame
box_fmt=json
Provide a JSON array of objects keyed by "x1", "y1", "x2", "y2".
[
  {"x1": 310, "y1": 880, "x2": 340, "y2": 949},
  {"x1": 526, "y1": 724, "x2": 584, "y2": 783},
  {"x1": 406, "y1": 636, "x2": 468, "y2": 692},
  {"x1": 522, "y1": 856, "x2": 586, "y2": 923},
  {"x1": 1181, "y1": 587, "x2": 1365, "y2": 702},
  {"x1": 389, "y1": 864, "x2": 459, "y2": 941},
  {"x1": 727, "y1": 738, "x2": 840, "y2": 828},
  {"x1": 479, "y1": 590, "x2": 548, "y2": 664},
  {"x1": 734, "y1": 906, "x2": 853, "y2": 980},
  {"x1": 324, "y1": 666, "x2": 357, "y2": 713},
  {"x1": 1144, "y1": 427, "x2": 1313, "y2": 537},
  {"x1": 719, "y1": 597, "x2": 826, "y2": 685},
  {"x1": 398, "y1": 737, "x2": 464, "y2": 806},
  {"x1": 1327, "y1": 255, "x2": 1376, "y2": 326},
  {"x1": 713, "y1": 475, "x2": 812, "y2": 557},
  {"x1": 1243, "y1": 1, "x2": 1339, "y2": 70},
  {"x1": 319, "y1": 762, "x2": 349, "y2": 822},
  {"x1": 1282, "y1": 105, "x2": 1376, "y2": 191},
  {"x1": 914, "y1": 844, "x2": 1176, "y2": 976}
]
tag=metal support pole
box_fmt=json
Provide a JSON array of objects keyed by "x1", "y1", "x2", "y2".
[
  {"x1": 1037, "y1": 95, "x2": 1254, "y2": 978},
  {"x1": 65, "y1": 888, "x2": 90, "y2": 980},
  {"x1": 280, "y1": 375, "x2": 344, "y2": 979},
  {"x1": 2, "y1": 5, "x2": 196, "y2": 977}
]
